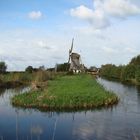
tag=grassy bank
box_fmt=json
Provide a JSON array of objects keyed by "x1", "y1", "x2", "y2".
[
  {"x1": 12, "y1": 74, "x2": 119, "y2": 111},
  {"x1": 0, "y1": 71, "x2": 55, "y2": 88}
]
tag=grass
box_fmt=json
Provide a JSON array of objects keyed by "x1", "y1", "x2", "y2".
[
  {"x1": 0, "y1": 71, "x2": 56, "y2": 88},
  {"x1": 0, "y1": 72, "x2": 33, "y2": 82},
  {"x1": 12, "y1": 74, "x2": 119, "y2": 111}
]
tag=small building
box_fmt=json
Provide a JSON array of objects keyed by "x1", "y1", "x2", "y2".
[{"x1": 88, "y1": 66, "x2": 100, "y2": 75}]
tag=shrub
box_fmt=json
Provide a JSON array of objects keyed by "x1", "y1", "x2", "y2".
[
  {"x1": 0, "y1": 62, "x2": 7, "y2": 73},
  {"x1": 100, "y1": 64, "x2": 123, "y2": 79},
  {"x1": 130, "y1": 55, "x2": 140, "y2": 65},
  {"x1": 121, "y1": 64, "x2": 136, "y2": 81},
  {"x1": 135, "y1": 66, "x2": 140, "y2": 83},
  {"x1": 25, "y1": 66, "x2": 34, "y2": 73}
]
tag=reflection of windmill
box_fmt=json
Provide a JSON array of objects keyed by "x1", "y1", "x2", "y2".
[
  {"x1": 68, "y1": 38, "x2": 85, "y2": 73},
  {"x1": 15, "y1": 109, "x2": 19, "y2": 140},
  {"x1": 30, "y1": 125, "x2": 43, "y2": 140}
]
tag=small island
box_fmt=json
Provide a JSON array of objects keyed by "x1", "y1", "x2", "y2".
[{"x1": 12, "y1": 74, "x2": 119, "y2": 111}]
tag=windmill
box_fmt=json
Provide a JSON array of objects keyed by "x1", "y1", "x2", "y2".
[{"x1": 68, "y1": 38, "x2": 85, "y2": 73}]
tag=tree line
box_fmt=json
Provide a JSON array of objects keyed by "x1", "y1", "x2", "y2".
[
  {"x1": 1, "y1": 54, "x2": 140, "y2": 84},
  {"x1": 0, "y1": 62, "x2": 70, "y2": 73},
  {"x1": 100, "y1": 55, "x2": 140, "y2": 84}
]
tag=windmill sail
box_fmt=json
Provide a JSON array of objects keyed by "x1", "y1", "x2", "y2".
[
  {"x1": 68, "y1": 38, "x2": 74, "y2": 64},
  {"x1": 70, "y1": 38, "x2": 74, "y2": 53}
]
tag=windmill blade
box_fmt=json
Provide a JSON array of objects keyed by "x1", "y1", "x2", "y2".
[
  {"x1": 67, "y1": 53, "x2": 71, "y2": 71},
  {"x1": 67, "y1": 38, "x2": 74, "y2": 71},
  {"x1": 69, "y1": 38, "x2": 74, "y2": 53},
  {"x1": 68, "y1": 55, "x2": 70, "y2": 64}
]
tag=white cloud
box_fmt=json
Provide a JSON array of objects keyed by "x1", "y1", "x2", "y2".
[
  {"x1": 36, "y1": 40, "x2": 51, "y2": 49},
  {"x1": 28, "y1": 11, "x2": 42, "y2": 20},
  {"x1": 102, "y1": 46, "x2": 118, "y2": 54},
  {"x1": 70, "y1": 0, "x2": 140, "y2": 29},
  {"x1": 104, "y1": 0, "x2": 140, "y2": 18},
  {"x1": 70, "y1": 5, "x2": 110, "y2": 29},
  {"x1": 70, "y1": 5, "x2": 94, "y2": 20}
]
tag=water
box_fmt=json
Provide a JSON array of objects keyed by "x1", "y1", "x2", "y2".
[{"x1": 0, "y1": 78, "x2": 140, "y2": 140}]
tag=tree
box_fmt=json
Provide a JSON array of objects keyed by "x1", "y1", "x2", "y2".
[
  {"x1": 25, "y1": 66, "x2": 34, "y2": 73},
  {"x1": 56, "y1": 63, "x2": 70, "y2": 72},
  {"x1": 129, "y1": 55, "x2": 140, "y2": 65},
  {"x1": 0, "y1": 62, "x2": 7, "y2": 73},
  {"x1": 121, "y1": 64, "x2": 136, "y2": 81},
  {"x1": 135, "y1": 66, "x2": 140, "y2": 83},
  {"x1": 100, "y1": 64, "x2": 124, "y2": 80}
]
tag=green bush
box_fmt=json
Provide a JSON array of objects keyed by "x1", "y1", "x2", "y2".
[
  {"x1": 100, "y1": 64, "x2": 123, "y2": 79},
  {"x1": 130, "y1": 55, "x2": 140, "y2": 65},
  {"x1": 56, "y1": 63, "x2": 70, "y2": 72},
  {"x1": 135, "y1": 66, "x2": 140, "y2": 83},
  {"x1": 121, "y1": 64, "x2": 136, "y2": 81},
  {"x1": 25, "y1": 66, "x2": 34, "y2": 73},
  {"x1": 0, "y1": 62, "x2": 7, "y2": 73}
]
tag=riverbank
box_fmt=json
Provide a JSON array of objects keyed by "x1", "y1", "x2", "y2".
[
  {"x1": 12, "y1": 74, "x2": 119, "y2": 111},
  {"x1": 100, "y1": 76, "x2": 140, "y2": 86},
  {"x1": 0, "y1": 81, "x2": 24, "y2": 88},
  {"x1": 0, "y1": 72, "x2": 32, "y2": 88}
]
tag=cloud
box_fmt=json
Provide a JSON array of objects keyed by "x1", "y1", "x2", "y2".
[
  {"x1": 70, "y1": 5, "x2": 94, "y2": 20},
  {"x1": 28, "y1": 11, "x2": 42, "y2": 20},
  {"x1": 70, "y1": 5, "x2": 110, "y2": 29},
  {"x1": 104, "y1": 0, "x2": 140, "y2": 18},
  {"x1": 52, "y1": 56, "x2": 64, "y2": 60},
  {"x1": 102, "y1": 46, "x2": 118, "y2": 54},
  {"x1": 70, "y1": 0, "x2": 140, "y2": 29},
  {"x1": 36, "y1": 40, "x2": 51, "y2": 49}
]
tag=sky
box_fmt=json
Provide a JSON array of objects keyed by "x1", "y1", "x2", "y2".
[{"x1": 0, "y1": 0, "x2": 140, "y2": 71}]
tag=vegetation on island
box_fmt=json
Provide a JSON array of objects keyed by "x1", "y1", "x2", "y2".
[
  {"x1": 100, "y1": 55, "x2": 140, "y2": 85},
  {"x1": 12, "y1": 74, "x2": 118, "y2": 111}
]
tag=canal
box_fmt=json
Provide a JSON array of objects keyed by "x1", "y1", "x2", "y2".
[{"x1": 0, "y1": 78, "x2": 140, "y2": 140}]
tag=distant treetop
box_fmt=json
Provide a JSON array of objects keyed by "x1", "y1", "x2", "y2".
[
  {"x1": 0, "y1": 61, "x2": 7, "y2": 73},
  {"x1": 129, "y1": 55, "x2": 140, "y2": 65}
]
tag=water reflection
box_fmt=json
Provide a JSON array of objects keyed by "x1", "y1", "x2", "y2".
[
  {"x1": 0, "y1": 79, "x2": 140, "y2": 140},
  {"x1": 136, "y1": 86, "x2": 140, "y2": 98},
  {"x1": 30, "y1": 125, "x2": 43, "y2": 140},
  {"x1": 0, "y1": 89, "x2": 6, "y2": 96}
]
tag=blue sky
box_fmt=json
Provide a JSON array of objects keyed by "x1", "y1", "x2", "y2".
[{"x1": 0, "y1": 0, "x2": 140, "y2": 71}]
